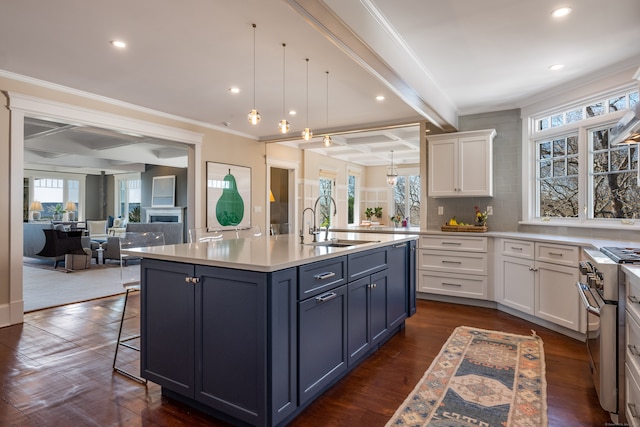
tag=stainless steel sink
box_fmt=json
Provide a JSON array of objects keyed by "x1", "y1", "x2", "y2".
[{"x1": 304, "y1": 239, "x2": 378, "y2": 248}]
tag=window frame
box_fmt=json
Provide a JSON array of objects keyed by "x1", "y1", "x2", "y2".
[
  {"x1": 523, "y1": 83, "x2": 638, "y2": 230},
  {"x1": 392, "y1": 166, "x2": 420, "y2": 227},
  {"x1": 25, "y1": 170, "x2": 86, "y2": 221}
]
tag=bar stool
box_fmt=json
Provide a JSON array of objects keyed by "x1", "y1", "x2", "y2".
[{"x1": 113, "y1": 231, "x2": 165, "y2": 383}]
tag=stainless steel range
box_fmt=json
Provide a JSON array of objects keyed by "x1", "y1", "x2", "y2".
[{"x1": 577, "y1": 246, "x2": 640, "y2": 424}]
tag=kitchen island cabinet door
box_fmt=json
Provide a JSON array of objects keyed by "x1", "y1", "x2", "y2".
[
  {"x1": 347, "y1": 276, "x2": 372, "y2": 366},
  {"x1": 298, "y1": 284, "x2": 348, "y2": 405},
  {"x1": 195, "y1": 265, "x2": 268, "y2": 426},
  {"x1": 370, "y1": 269, "x2": 390, "y2": 346},
  {"x1": 387, "y1": 242, "x2": 409, "y2": 328},
  {"x1": 141, "y1": 259, "x2": 196, "y2": 397}
]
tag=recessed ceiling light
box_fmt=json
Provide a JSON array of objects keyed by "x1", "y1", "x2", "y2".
[
  {"x1": 376, "y1": 95, "x2": 385, "y2": 101},
  {"x1": 551, "y1": 7, "x2": 572, "y2": 18},
  {"x1": 229, "y1": 87, "x2": 240, "y2": 94},
  {"x1": 289, "y1": 110, "x2": 297, "y2": 116},
  {"x1": 110, "y1": 40, "x2": 126, "y2": 49},
  {"x1": 549, "y1": 64, "x2": 564, "y2": 71}
]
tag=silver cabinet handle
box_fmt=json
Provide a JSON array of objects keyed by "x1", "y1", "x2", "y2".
[
  {"x1": 392, "y1": 243, "x2": 405, "y2": 248},
  {"x1": 442, "y1": 260, "x2": 462, "y2": 264},
  {"x1": 314, "y1": 271, "x2": 336, "y2": 280},
  {"x1": 576, "y1": 282, "x2": 601, "y2": 317},
  {"x1": 315, "y1": 292, "x2": 337, "y2": 303},
  {"x1": 510, "y1": 247, "x2": 523, "y2": 251},
  {"x1": 548, "y1": 252, "x2": 564, "y2": 257},
  {"x1": 442, "y1": 282, "x2": 462, "y2": 287},
  {"x1": 442, "y1": 242, "x2": 462, "y2": 246}
]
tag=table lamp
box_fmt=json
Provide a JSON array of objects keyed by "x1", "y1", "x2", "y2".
[
  {"x1": 30, "y1": 201, "x2": 43, "y2": 220},
  {"x1": 65, "y1": 201, "x2": 77, "y2": 221}
]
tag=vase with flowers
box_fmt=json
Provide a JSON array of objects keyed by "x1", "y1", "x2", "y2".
[
  {"x1": 390, "y1": 213, "x2": 403, "y2": 227},
  {"x1": 474, "y1": 206, "x2": 488, "y2": 227}
]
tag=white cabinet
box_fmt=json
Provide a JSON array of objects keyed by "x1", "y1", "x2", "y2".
[
  {"x1": 418, "y1": 235, "x2": 488, "y2": 300},
  {"x1": 495, "y1": 239, "x2": 581, "y2": 332},
  {"x1": 626, "y1": 266, "x2": 640, "y2": 425},
  {"x1": 427, "y1": 129, "x2": 496, "y2": 198}
]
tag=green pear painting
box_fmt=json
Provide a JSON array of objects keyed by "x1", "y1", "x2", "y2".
[{"x1": 216, "y1": 169, "x2": 244, "y2": 226}]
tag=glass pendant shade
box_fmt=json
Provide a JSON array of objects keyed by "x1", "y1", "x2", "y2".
[
  {"x1": 323, "y1": 135, "x2": 332, "y2": 147},
  {"x1": 302, "y1": 127, "x2": 313, "y2": 141},
  {"x1": 278, "y1": 119, "x2": 290, "y2": 134},
  {"x1": 248, "y1": 23, "x2": 260, "y2": 126},
  {"x1": 386, "y1": 150, "x2": 398, "y2": 186},
  {"x1": 248, "y1": 109, "x2": 261, "y2": 125}
]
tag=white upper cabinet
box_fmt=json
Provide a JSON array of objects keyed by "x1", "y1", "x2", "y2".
[{"x1": 428, "y1": 129, "x2": 496, "y2": 198}]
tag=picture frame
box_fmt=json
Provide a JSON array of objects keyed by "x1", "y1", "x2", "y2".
[
  {"x1": 206, "y1": 162, "x2": 251, "y2": 229},
  {"x1": 151, "y1": 175, "x2": 176, "y2": 207}
]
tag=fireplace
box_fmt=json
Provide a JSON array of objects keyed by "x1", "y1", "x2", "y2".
[{"x1": 144, "y1": 207, "x2": 184, "y2": 223}]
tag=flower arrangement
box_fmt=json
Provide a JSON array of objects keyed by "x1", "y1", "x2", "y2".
[
  {"x1": 390, "y1": 213, "x2": 403, "y2": 225},
  {"x1": 474, "y1": 206, "x2": 488, "y2": 226}
]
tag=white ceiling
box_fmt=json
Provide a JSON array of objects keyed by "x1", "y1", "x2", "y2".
[{"x1": 2, "y1": 0, "x2": 640, "y2": 172}]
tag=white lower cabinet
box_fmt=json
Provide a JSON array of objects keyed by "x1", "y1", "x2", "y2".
[
  {"x1": 626, "y1": 268, "x2": 640, "y2": 426},
  {"x1": 495, "y1": 238, "x2": 581, "y2": 332},
  {"x1": 418, "y1": 235, "x2": 488, "y2": 300}
]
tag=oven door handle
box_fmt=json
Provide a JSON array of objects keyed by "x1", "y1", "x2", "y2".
[{"x1": 576, "y1": 282, "x2": 601, "y2": 317}]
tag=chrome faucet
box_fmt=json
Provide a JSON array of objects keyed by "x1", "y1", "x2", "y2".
[
  {"x1": 314, "y1": 195, "x2": 337, "y2": 242},
  {"x1": 300, "y1": 207, "x2": 317, "y2": 243}
]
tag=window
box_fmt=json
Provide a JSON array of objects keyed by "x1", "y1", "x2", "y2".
[
  {"x1": 530, "y1": 87, "x2": 639, "y2": 224},
  {"x1": 30, "y1": 175, "x2": 82, "y2": 220},
  {"x1": 393, "y1": 173, "x2": 421, "y2": 226},
  {"x1": 347, "y1": 174, "x2": 356, "y2": 225},
  {"x1": 318, "y1": 171, "x2": 336, "y2": 228},
  {"x1": 115, "y1": 174, "x2": 141, "y2": 221}
]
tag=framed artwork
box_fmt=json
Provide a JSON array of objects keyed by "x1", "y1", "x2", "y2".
[
  {"x1": 151, "y1": 175, "x2": 176, "y2": 207},
  {"x1": 206, "y1": 162, "x2": 251, "y2": 229}
]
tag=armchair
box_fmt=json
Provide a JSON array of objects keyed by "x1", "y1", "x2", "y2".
[{"x1": 36, "y1": 229, "x2": 90, "y2": 269}]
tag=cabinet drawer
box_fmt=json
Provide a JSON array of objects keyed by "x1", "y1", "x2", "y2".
[
  {"x1": 298, "y1": 256, "x2": 347, "y2": 300},
  {"x1": 628, "y1": 272, "x2": 640, "y2": 325},
  {"x1": 418, "y1": 271, "x2": 487, "y2": 300},
  {"x1": 347, "y1": 247, "x2": 387, "y2": 281},
  {"x1": 419, "y1": 250, "x2": 487, "y2": 275},
  {"x1": 420, "y1": 235, "x2": 487, "y2": 252},
  {"x1": 500, "y1": 239, "x2": 534, "y2": 259},
  {"x1": 627, "y1": 363, "x2": 640, "y2": 427},
  {"x1": 628, "y1": 308, "x2": 640, "y2": 375},
  {"x1": 535, "y1": 243, "x2": 578, "y2": 267}
]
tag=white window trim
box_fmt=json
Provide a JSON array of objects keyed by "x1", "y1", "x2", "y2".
[
  {"x1": 347, "y1": 168, "x2": 361, "y2": 225},
  {"x1": 521, "y1": 86, "x2": 639, "y2": 230}
]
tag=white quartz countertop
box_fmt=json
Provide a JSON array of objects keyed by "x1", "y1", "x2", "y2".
[
  {"x1": 122, "y1": 232, "x2": 418, "y2": 273},
  {"x1": 330, "y1": 227, "x2": 639, "y2": 250},
  {"x1": 623, "y1": 265, "x2": 640, "y2": 282}
]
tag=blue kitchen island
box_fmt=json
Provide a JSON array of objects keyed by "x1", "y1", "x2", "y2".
[{"x1": 124, "y1": 232, "x2": 417, "y2": 427}]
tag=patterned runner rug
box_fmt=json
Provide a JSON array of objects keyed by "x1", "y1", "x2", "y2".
[{"x1": 387, "y1": 326, "x2": 547, "y2": 427}]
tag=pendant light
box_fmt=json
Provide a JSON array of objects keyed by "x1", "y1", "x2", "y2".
[
  {"x1": 277, "y1": 43, "x2": 290, "y2": 134},
  {"x1": 386, "y1": 150, "x2": 398, "y2": 186},
  {"x1": 301, "y1": 58, "x2": 313, "y2": 141},
  {"x1": 322, "y1": 70, "x2": 332, "y2": 147},
  {"x1": 247, "y1": 23, "x2": 261, "y2": 125}
]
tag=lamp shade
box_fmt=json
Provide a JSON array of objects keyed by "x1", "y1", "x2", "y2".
[
  {"x1": 65, "y1": 201, "x2": 77, "y2": 211},
  {"x1": 30, "y1": 201, "x2": 43, "y2": 211}
]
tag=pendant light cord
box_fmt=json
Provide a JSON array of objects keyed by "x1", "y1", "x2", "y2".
[
  {"x1": 305, "y1": 58, "x2": 309, "y2": 128},
  {"x1": 326, "y1": 71, "x2": 329, "y2": 128},
  {"x1": 282, "y1": 44, "x2": 286, "y2": 115},
  {"x1": 252, "y1": 24, "x2": 257, "y2": 109}
]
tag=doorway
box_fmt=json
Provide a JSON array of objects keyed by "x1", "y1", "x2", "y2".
[{"x1": 269, "y1": 167, "x2": 292, "y2": 235}]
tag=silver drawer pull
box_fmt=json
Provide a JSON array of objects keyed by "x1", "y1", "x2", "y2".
[
  {"x1": 548, "y1": 252, "x2": 564, "y2": 257},
  {"x1": 510, "y1": 247, "x2": 523, "y2": 251},
  {"x1": 629, "y1": 295, "x2": 640, "y2": 304},
  {"x1": 393, "y1": 243, "x2": 405, "y2": 248},
  {"x1": 441, "y1": 260, "x2": 462, "y2": 264},
  {"x1": 442, "y1": 282, "x2": 462, "y2": 287},
  {"x1": 629, "y1": 403, "x2": 640, "y2": 419},
  {"x1": 315, "y1": 292, "x2": 337, "y2": 303},
  {"x1": 314, "y1": 271, "x2": 336, "y2": 280},
  {"x1": 442, "y1": 242, "x2": 462, "y2": 246},
  {"x1": 629, "y1": 344, "x2": 640, "y2": 357}
]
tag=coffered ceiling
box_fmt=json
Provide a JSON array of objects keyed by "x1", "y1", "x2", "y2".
[{"x1": 3, "y1": 0, "x2": 640, "y2": 172}]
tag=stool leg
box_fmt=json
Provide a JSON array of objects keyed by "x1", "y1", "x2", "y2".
[{"x1": 113, "y1": 288, "x2": 147, "y2": 384}]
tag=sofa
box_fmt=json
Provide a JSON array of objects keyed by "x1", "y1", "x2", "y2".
[{"x1": 91, "y1": 222, "x2": 184, "y2": 263}]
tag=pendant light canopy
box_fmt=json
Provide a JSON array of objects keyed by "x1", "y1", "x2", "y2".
[
  {"x1": 302, "y1": 58, "x2": 313, "y2": 141},
  {"x1": 323, "y1": 70, "x2": 332, "y2": 147},
  {"x1": 386, "y1": 150, "x2": 398, "y2": 186},
  {"x1": 278, "y1": 43, "x2": 290, "y2": 134},
  {"x1": 247, "y1": 23, "x2": 261, "y2": 125}
]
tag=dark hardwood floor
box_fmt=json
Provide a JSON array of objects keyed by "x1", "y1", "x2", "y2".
[{"x1": 0, "y1": 295, "x2": 610, "y2": 426}]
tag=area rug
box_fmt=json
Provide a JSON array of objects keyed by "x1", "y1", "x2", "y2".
[{"x1": 387, "y1": 326, "x2": 547, "y2": 427}]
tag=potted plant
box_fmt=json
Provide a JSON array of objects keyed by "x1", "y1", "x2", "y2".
[
  {"x1": 374, "y1": 207, "x2": 383, "y2": 219},
  {"x1": 364, "y1": 207, "x2": 374, "y2": 221},
  {"x1": 48, "y1": 204, "x2": 65, "y2": 221}
]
